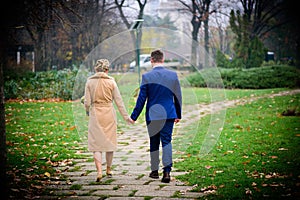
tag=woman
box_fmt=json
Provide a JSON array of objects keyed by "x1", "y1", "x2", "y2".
[{"x1": 84, "y1": 59, "x2": 133, "y2": 182}]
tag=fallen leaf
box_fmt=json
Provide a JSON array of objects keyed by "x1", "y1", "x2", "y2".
[
  {"x1": 252, "y1": 182, "x2": 257, "y2": 186},
  {"x1": 278, "y1": 148, "x2": 288, "y2": 151},
  {"x1": 44, "y1": 172, "x2": 51, "y2": 178},
  {"x1": 265, "y1": 175, "x2": 272, "y2": 179},
  {"x1": 245, "y1": 188, "x2": 252, "y2": 195},
  {"x1": 52, "y1": 154, "x2": 59, "y2": 159},
  {"x1": 234, "y1": 124, "x2": 243, "y2": 129},
  {"x1": 269, "y1": 156, "x2": 278, "y2": 159}
]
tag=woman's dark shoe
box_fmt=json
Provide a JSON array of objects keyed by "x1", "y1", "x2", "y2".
[
  {"x1": 149, "y1": 170, "x2": 159, "y2": 179},
  {"x1": 161, "y1": 172, "x2": 170, "y2": 183},
  {"x1": 96, "y1": 173, "x2": 102, "y2": 182}
]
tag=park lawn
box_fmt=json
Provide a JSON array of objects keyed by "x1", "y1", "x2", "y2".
[
  {"x1": 4, "y1": 87, "x2": 298, "y2": 198},
  {"x1": 5, "y1": 100, "x2": 87, "y2": 198},
  {"x1": 174, "y1": 93, "x2": 300, "y2": 199}
]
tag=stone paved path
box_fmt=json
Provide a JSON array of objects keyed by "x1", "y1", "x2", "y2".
[
  {"x1": 39, "y1": 120, "x2": 205, "y2": 200},
  {"x1": 39, "y1": 89, "x2": 300, "y2": 200}
]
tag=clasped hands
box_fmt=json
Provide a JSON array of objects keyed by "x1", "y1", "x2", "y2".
[
  {"x1": 126, "y1": 118, "x2": 180, "y2": 125},
  {"x1": 126, "y1": 117, "x2": 135, "y2": 125}
]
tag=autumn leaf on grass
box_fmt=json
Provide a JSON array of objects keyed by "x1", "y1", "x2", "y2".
[
  {"x1": 44, "y1": 172, "x2": 51, "y2": 178},
  {"x1": 69, "y1": 125, "x2": 76, "y2": 131},
  {"x1": 269, "y1": 155, "x2": 278, "y2": 159},
  {"x1": 245, "y1": 188, "x2": 252, "y2": 196},
  {"x1": 225, "y1": 150, "x2": 234, "y2": 154},
  {"x1": 205, "y1": 165, "x2": 212, "y2": 169},
  {"x1": 242, "y1": 160, "x2": 251, "y2": 165},
  {"x1": 278, "y1": 148, "x2": 288, "y2": 151},
  {"x1": 201, "y1": 185, "x2": 217, "y2": 194},
  {"x1": 52, "y1": 154, "x2": 59, "y2": 159},
  {"x1": 234, "y1": 124, "x2": 243, "y2": 130}
]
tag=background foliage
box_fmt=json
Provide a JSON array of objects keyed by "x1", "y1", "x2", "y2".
[
  {"x1": 4, "y1": 64, "x2": 300, "y2": 101},
  {"x1": 187, "y1": 65, "x2": 300, "y2": 89},
  {"x1": 4, "y1": 69, "x2": 79, "y2": 100}
]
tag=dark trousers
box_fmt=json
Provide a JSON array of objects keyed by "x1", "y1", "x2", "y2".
[{"x1": 146, "y1": 119, "x2": 175, "y2": 173}]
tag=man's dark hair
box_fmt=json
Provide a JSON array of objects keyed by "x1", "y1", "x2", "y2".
[{"x1": 151, "y1": 49, "x2": 164, "y2": 63}]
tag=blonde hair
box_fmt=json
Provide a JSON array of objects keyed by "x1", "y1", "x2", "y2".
[{"x1": 94, "y1": 59, "x2": 110, "y2": 72}]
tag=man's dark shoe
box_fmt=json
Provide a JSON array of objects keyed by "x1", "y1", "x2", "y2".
[
  {"x1": 161, "y1": 172, "x2": 170, "y2": 183},
  {"x1": 149, "y1": 170, "x2": 159, "y2": 179}
]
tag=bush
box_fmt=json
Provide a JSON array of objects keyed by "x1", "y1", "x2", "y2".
[
  {"x1": 187, "y1": 65, "x2": 300, "y2": 89},
  {"x1": 4, "y1": 68, "x2": 80, "y2": 100}
]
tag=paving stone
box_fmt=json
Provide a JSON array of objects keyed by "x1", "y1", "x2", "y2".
[
  {"x1": 81, "y1": 184, "x2": 118, "y2": 190},
  {"x1": 134, "y1": 189, "x2": 175, "y2": 197},
  {"x1": 50, "y1": 189, "x2": 90, "y2": 196},
  {"x1": 151, "y1": 198, "x2": 191, "y2": 200},
  {"x1": 91, "y1": 189, "x2": 132, "y2": 196},
  {"x1": 118, "y1": 184, "x2": 160, "y2": 191},
  {"x1": 62, "y1": 196, "x2": 102, "y2": 200},
  {"x1": 106, "y1": 197, "x2": 144, "y2": 200},
  {"x1": 181, "y1": 191, "x2": 206, "y2": 198},
  {"x1": 161, "y1": 185, "x2": 196, "y2": 191}
]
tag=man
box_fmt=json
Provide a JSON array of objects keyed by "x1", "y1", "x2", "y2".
[{"x1": 130, "y1": 49, "x2": 182, "y2": 183}]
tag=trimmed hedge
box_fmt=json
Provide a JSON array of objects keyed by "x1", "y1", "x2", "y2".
[{"x1": 187, "y1": 65, "x2": 300, "y2": 89}]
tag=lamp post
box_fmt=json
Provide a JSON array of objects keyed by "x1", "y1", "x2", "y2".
[{"x1": 130, "y1": 19, "x2": 144, "y2": 85}]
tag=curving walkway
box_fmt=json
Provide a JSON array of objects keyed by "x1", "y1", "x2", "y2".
[{"x1": 40, "y1": 89, "x2": 300, "y2": 200}]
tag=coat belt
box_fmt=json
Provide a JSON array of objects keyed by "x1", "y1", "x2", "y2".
[{"x1": 92, "y1": 102, "x2": 113, "y2": 107}]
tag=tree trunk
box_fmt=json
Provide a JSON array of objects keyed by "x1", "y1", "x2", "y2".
[
  {"x1": 0, "y1": 25, "x2": 8, "y2": 200},
  {"x1": 191, "y1": 16, "x2": 201, "y2": 69},
  {"x1": 0, "y1": 62, "x2": 7, "y2": 199},
  {"x1": 204, "y1": 18, "x2": 209, "y2": 67}
]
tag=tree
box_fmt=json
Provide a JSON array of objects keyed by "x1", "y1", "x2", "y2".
[
  {"x1": 178, "y1": 0, "x2": 217, "y2": 68},
  {"x1": 5, "y1": 0, "x2": 125, "y2": 71},
  {"x1": 63, "y1": 0, "x2": 122, "y2": 70},
  {"x1": 230, "y1": 9, "x2": 266, "y2": 68},
  {"x1": 4, "y1": 0, "x2": 84, "y2": 71},
  {"x1": 229, "y1": 0, "x2": 294, "y2": 68},
  {"x1": 114, "y1": 0, "x2": 147, "y2": 75},
  {"x1": 263, "y1": 0, "x2": 300, "y2": 66},
  {"x1": 0, "y1": 47, "x2": 8, "y2": 200},
  {"x1": 0, "y1": 0, "x2": 20, "y2": 198}
]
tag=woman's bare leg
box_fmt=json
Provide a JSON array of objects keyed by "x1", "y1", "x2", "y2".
[
  {"x1": 106, "y1": 151, "x2": 113, "y2": 176},
  {"x1": 93, "y1": 151, "x2": 102, "y2": 181}
]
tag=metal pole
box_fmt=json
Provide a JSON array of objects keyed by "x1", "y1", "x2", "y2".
[
  {"x1": 136, "y1": 29, "x2": 141, "y2": 85},
  {"x1": 130, "y1": 19, "x2": 143, "y2": 86}
]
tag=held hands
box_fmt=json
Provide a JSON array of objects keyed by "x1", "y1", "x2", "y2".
[{"x1": 126, "y1": 117, "x2": 135, "y2": 125}]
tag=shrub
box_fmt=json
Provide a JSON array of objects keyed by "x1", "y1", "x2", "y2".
[
  {"x1": 4, "y1": 68, "x2": 80, "y2": 100},
  {"x1": 187, "y1": 65, "x2": 300, "y2": 89}
]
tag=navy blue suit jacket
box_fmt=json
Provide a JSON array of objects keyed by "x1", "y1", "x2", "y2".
[{"x1": 131, "y1": 66, "x2": 182, "y2": 122}]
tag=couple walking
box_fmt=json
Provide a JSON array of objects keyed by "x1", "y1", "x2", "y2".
[{"x1": 84, "y1": 49, "x2": 182, "y2": 183}]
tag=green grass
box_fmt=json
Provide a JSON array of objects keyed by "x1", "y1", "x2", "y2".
[
  {"x1": 174, "y1": 93, "x2": 300, "y2": 199},
  {"x1": 5, "y1": 85, "x2": 299, "y2": 198},
  {"x1": 5, "y1": 101, "x2": 87, "y2": 198}
]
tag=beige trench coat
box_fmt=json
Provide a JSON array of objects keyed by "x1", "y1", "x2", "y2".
[{"x1": 84, "y1": 72, "x2": 129, "y2": 152}]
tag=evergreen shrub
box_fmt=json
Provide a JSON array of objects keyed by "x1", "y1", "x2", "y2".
[{"x1": 187, "y1": 65, "x2": 300, "y2": 89}]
